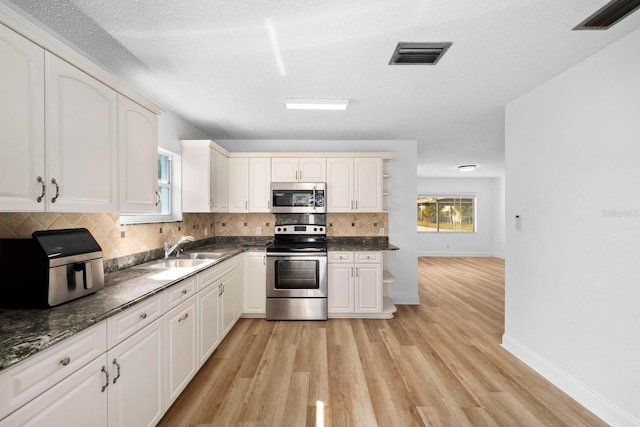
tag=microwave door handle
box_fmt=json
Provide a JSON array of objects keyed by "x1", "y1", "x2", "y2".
[{"x1": 312, "y1": 186, "x2": 316, "y2": 211}]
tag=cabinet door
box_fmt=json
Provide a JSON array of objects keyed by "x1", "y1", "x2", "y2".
[
  {"x1": 118, "y1": 95, "x2": 158, "y2": 212},
  {"x1": 233, "y1": 254, "x2": 244, "y2": 319},
  {"x1": 248, "y1": 158, "x2": 271, "y2": 212},
  {"x1": 355, "y1": 263, "x2": 383, "y2": 313},
  {"x1": 216, "y1": 151, "x2": 229, "y2": 211},
  {"x1": 228, "y1": 157, "x2": 249, "y2": 212},
  {"x1": 165, "y1": 297, "x2": 197, "y2": 406},
  {"x1": 327, "y1": 263, "x2": 355, "y2": 313},
  {"x1": 298, "y1": 158, "x2": 326, "y2": 182},
  {"x1": 220, "y1": 272, "x2": 236, "y2": 337},
  {"x1": 244, "y1": 252, "x2": 266, "y2": 315},
  {"x1": 45, "y1": 53, "x2": 118, "y2": 212},
  {"x1": 108, "y1": 318, "x2": 164, "y2": 427},
  {"x1": 181, "y1": 143, "x2": 211, "y2": 212},
  {"x1": 271, "y1": 157, "x2": 298, "y2": 182},
  {"x1": 197, "y1": 282, "x2": 220, "y2": 367},
  {"x1": 0, "y1": 357, "x2": 108, "y2": 427},
  {"x1": 354, "y1": 157, "x2": 382, "y2": 212},
  {"x1": 0, "y1": 24, "x2": 45, "y2": 212},
  {"x1": 326, "y1": 158, "x2": 353, "y2": 212}
]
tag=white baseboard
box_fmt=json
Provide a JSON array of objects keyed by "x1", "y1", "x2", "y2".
[
  {"x1": 387, "y1": 293, "x2": 420, "y2": 305},
  {"x1": 418, "y1": 251, "x2": 495, "y2": 257},
  {"x1": 502, "y1": 334, "x2": 640, "y2": 427}
]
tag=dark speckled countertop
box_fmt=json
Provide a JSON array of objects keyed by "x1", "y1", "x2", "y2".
[
  {"x1": 0, "y1": 245, "x2": 253, "y2": 372},
  {"x1": 0, "y1": 237, "x2": 396, "y2": 372}
]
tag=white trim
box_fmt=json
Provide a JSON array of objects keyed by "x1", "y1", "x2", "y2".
[
  {"x1": 386, "y1": 294, "x2": 420, "y2": 305},
  {"x1": 502, "y1": 334, "x2": 640, "y2": 427},
  {"x1": 0, "y1": 2, "x2": 164, "y2": 114},
  {"x1": 227, "y1": 151, "x2": 395, "y2": 159}
]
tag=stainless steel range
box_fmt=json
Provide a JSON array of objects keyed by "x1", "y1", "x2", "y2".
[{"x1": 266, "y1": 216, "x2": 327, "y2": 320}]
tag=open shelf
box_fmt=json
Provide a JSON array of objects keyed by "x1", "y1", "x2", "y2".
[{"x1": 383, "y1": 270, "x2": 396, "y2": 284}]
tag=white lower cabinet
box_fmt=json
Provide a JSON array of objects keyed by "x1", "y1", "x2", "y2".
[
  {"x1": 243, "y1": 251, "x2": 266, "y2": 316},
  {"x1": 0, "y1": 255, "x2": 247, "y2": 425},
  {"x1": 164, "y1": 296, "x2": 197, "y2": 407},
  {"x1": 0, "y1": 356, "x2": 108, "y2": 427},
  {"x1": 328, "y1": 251, "x2": 383, "y2": 316},
  {"x1": 107, "y1": 318, "x2": 164, "y2": 427}
]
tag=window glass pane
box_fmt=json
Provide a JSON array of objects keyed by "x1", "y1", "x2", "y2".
[
  {"x1": 417, "y1": 196, "x2": 475, "y2": 233},
  {"x1": 156, "y1": 186, "x2": 170, "y2": 215},
  {"x1": 158, "y1": 153, "x2": 170, "y2": 184}
]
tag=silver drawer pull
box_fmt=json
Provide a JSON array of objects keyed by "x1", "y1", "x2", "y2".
[
  {"x1": 101, "y1": 366, "x2": 109, "y2": 392},
  {"x1": 139, "y1": 313, "x2": 147, "y2": 319},
  {"x1": 36, "y1": 176, "x2": 45, "y2": 202},
  {"x1": 181, "y1": 289, "x2": 188, "y2": 295},
  {"x1": 178, "y1": 313, "x2": 189, "y2": 322},
  {"x1": 112, "y1": 358, "x2": 121, "y2": 384},
  {"x1": 59, "y1": 356, "x2": 71, "y2": 366}
]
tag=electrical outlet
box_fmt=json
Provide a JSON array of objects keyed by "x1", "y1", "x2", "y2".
[
  {"x1": 256, "y1": 226, "x2": 262, "y2": 235},
  {"x1": 379, "y1": 227, "x2": 385, "y2": 236},
  {"x1": 204, "y1": 227, "x2": 208, "y2": 236}
]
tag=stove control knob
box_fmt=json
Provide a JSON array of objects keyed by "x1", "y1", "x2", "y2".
[
  {"x1": 276, "y1": 227, "x2": 281, "y2": 232},
  {"x1": 319, "y1": 227, "x2": 324, "y2": 232},
  {"x1": 282, "y1": 227, "x2": 287, "y2": 232},
  {"x1": 313, "y1": 227, "x2": 318, "y2": 231}
]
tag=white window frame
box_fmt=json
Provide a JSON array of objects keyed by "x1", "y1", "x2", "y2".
[{"x1": 120, "y1": 148, "x2": 182, "y2": 224}]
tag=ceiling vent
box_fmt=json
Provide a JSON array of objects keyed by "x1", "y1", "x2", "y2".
[
  {"x1": 389, "y1": 42, "x2": 452, "y2": 65},
  {"x1": 574, "y1": 0, "x2": 640, "y2": 30}
]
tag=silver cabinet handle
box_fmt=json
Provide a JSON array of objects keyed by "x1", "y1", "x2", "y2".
[
  {"x1": 36, "y1": 176, "x2": 45, "y2": 202},
  {"x1": 59, "y1": 356, "x2": 71, "y2": 366},
  {"x1": 182, "y1": 289, "x2": 188, "y2": 295},
  {"x1": 351, "y1": 267, "x2": 354, "y2": 277},
  {"x1": 355, "y1": 267, "x2": 359, "y2": 277},
  {"x1": 299, "y1": 170, "x2": 302, "y2": 180},
  {"x1": 155, "y1": 190, "x2": 161, "y2": 206},
  {"x1": 101, "y1": 366, "x2": 109, "y2": 392},
  {"x1": 350, "y1": 200, "x2": 354, "y2": 210},
  {"x1": 112, "y1": 358, "x2": 121, "y2": 384},
  {"x1": 245, "y1": 201, "x2": 248, "y2": 211},
  {"x1": 140, "y1": 313, "x2": 147, "y2": 319},
  {"x1": 355, "y1": 200, "x2": 358, "y2": 210},
  {"x1": 50, "y1": 178, "x2": 60, "y2": 203},
  {"x1": 178, "y1": 312, "x2": 189, "y2": 322}
]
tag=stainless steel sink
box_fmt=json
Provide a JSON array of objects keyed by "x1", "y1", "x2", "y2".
[
  {"x1": 186, "y1": 252, "x2": 227, "y2": 260},
  {"x1": 136, "y1": 258, "x2": 211, "y2": 269}
]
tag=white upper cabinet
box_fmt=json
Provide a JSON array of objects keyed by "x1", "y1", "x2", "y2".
[
  {"x1": 181, "y1": 140, "x2": 229, "y2": 213},
  {"x1": 327, "y1": 157, "x2": 382, "y2": 212},
  {"x1": 228, "y1": 157, "x2": 271, "y2": 212},
  {"x1": 118, "y1": 95, "x2": 158, "y2": 212},
  {"x1": 0, "y1": 23, "x2": 45, "y2": 211},
  {"x1": 271, "y1": 157, "x2": 326, "y2": 182},
  {"x1": 46, "y1": 53, "x2": 118, "y2": 212}
]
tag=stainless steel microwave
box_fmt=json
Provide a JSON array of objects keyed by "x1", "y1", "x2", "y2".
[{"x1": 271, "y1": 182, "x2": 326, "y2": 213}]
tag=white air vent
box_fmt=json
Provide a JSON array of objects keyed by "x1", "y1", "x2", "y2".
[
  {"x1": 574, "y1": 0, "x2": 640, "y2": 30},
  {"x1": 389, "y1": 42, "x2": 452, "y2": 65}
]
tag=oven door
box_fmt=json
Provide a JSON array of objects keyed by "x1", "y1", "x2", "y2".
[{"x1": 266, "y1": 253, "x2": 327, "y2": 298}]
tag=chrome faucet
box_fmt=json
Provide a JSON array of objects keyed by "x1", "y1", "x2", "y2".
[{"x1": 163, "y1": 236, "x2": 195, "y2": 258}]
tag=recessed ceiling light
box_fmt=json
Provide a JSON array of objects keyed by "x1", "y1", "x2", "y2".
[
  {"x1": 458, "y1": 165, "x2": 477, "y2": 172},
  {"x1": 285, "y1": 98, "x2": 349, "y2": 110}
]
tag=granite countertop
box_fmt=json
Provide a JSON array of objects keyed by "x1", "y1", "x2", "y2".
[
  {"x1": 0, "y1": 245, "x2": 251, "y2": 372},
  {"x1": 326, "y1": 237, "x2": 399, "y2": 252},
  {"x1": 0, "y1": 237, "x2": 395, "y2": 372}
]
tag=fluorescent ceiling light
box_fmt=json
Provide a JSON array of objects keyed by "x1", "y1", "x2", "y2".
[
  {"x1": 458, "y1": 164, "x2": 477, "y2": 172},
  {"x1": 285, "y1": 98, "x2": 349, "y2": 110}
]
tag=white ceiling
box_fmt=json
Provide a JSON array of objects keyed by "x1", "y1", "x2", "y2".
[{"x1": 5, "y1": 0, "x2": 640, "y2": 177}]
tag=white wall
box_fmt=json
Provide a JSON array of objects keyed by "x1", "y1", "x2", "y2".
[
  {"x1": 493, "y1": 176, "x2": 505, "y2": 258},
  {"x1": 417, "y1": 177, "x2": 504, "y2": 257},
  {"x1": 158, "y1": 112, "x2": 211, "y2": 153},
  {"x1": 218, "y1": 139, "x2": 420, "y2": 304},
  {"x1": 504, "y1": 27, "x2": 640, "y2": 426}
]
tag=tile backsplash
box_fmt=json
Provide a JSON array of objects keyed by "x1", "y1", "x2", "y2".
[{"x1": 0, "y1": 212, "x2": 388, "y2": 260}]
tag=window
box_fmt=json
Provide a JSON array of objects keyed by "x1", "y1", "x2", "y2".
[
  {"x1": 417, "y1": 196, "x2": 475, "y2": 232},
  {"x1": 120, "y1": 148, "x2": 182, "y2": 224}
]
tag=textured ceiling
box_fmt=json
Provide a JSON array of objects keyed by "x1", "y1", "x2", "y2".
[{"x1": 5, "y1": 0, "x2": 640, "y2": 177}]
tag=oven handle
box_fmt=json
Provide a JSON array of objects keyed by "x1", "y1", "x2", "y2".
[{"x1": 266, "y1": 252, "x2": 327, "y2": 258}]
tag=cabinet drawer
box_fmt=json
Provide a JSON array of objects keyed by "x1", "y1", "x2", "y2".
[
  {"x1": 165, "y1": 277, "x2": 197, "y2": 309},
  {"x1": 197, "y1": 259, "x2": 234, "y2": 291},
  {"x1": 0, "y1": 323, "x2": 106, "y2": 420},
  {"x1": 328, "y1": 252, "x2": 354, "y2": 263},
  {"x1": 355, "y1": 251, "x2": 382, "y2": 263},
  {"x1": 106, "y1": 294, "x2": 163, "y2": 348}
]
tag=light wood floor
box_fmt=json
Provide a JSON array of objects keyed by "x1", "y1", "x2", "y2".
[{"x1": 158, "y1": 257, "x2": 606, "y2": 426}]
